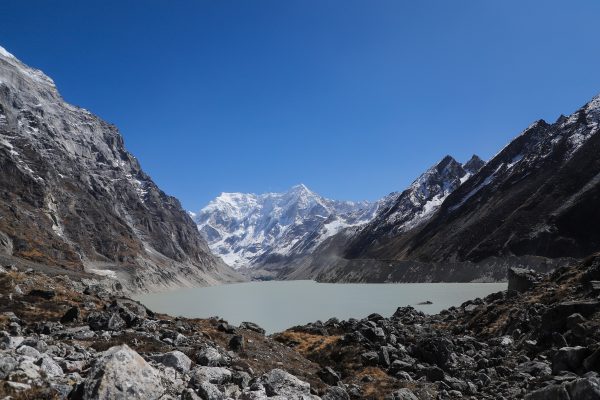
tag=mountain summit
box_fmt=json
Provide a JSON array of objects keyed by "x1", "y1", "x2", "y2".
[{"x1": 193, "y1": 185, "x2": 377, "y2": 269}]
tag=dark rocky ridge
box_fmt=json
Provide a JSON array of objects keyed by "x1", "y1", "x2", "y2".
[
  {"x1": 351, "y1": 95, "x2": 600, "y2": 262},
  {"x1": 0, "y1": 46, "x2": 241, "y2": 291},
  {"x1": 284, "y1": 95, "x2": 600, "y2": 283}
]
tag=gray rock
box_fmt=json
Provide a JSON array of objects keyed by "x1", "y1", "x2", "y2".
[
  {"x1": 181, "y1": 389, "x2": 202, "y2": 400},
  {"x1": 516, "y1": 361, "x2": 552, "y2": 376},
  {"x1": 583, "y1": 349, "x2": 600, "y2": 372},
  {"x1": 552, "y1": 346, "x2": 590, "y2": 374},
  {"x1": 79, "y1": 344, "x2": 163, "y2": 400},
  {"x1": 387, "y1": 388, "x2": 418, "y2": 400},
  {"x1": 239, "y1": 322, "x2": 265, "y2": 335},
  {"x1": 260, "y1": 368, "x2": 312, "y2": 398},
  {"x1": 0, "y1": 354, "x2": 17, "y2": 379},
  {"x1": 566, "y1": 377, "x2": 600, "y2": 399},
  {"x1": 16, "y1": 344, "x2": 41, "y2": 359},
  {"x1": 361, "y1": 351, "x2": 379, "y2": 366},
  {"x1": 38, "y1": 355, "x2": 64, "y2": 377},
  {"x1": 196, "y1": 345, "x2": 227, "y2": 367},
  {"x1": 322, "y1": 387, "x2": 350, "y2": 400},
  {"x1": 156, "y1": 350, "x2": 192, "y2": 373},
  {"x1": 508, "y1": 267, "x2": 539, "y2": 293},
  {"x1": 87, "y1": 311, "x2": 126, "y2": 331},
  {"x1": 317, "y1": 367, "x2": 341, "y2": 385},
  {"x1": 525, "y1": 384, "x2": 570, "y2": 400},
  {"x1": 232, "y1": 370, "x2": 252, "y2": 388},
  {"x1": 190, "y1": 366, "x2": 232, "y2": 385},
  {"x1": 197, "y1": 381, "x2": 225, "y2": 400}
]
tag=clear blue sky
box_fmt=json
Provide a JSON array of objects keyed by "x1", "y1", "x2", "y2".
[{"x1": 2, "y1": 1, "x2": 600, "y2": 211}]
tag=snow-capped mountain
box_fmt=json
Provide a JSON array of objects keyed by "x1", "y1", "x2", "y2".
[
  {"x1": 344, "y1": 155, "x2": 484, "y2": 258},
  {"x1": 0, "y1": 45, "x2": 241, "y2": 290},
  {"x1": 193, "y1": 184, "x2": 378, "y2": 269}
]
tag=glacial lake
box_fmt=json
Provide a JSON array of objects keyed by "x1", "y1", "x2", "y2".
[{"x1": 135, "y1": 280, "x2": 506, "y2": 334}]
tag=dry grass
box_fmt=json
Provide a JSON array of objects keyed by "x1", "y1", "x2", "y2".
[{"x1": 273, "y1": 331, "x2": 341, "y2": 356}]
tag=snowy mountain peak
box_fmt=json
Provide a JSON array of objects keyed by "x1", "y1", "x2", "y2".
[
  {"x1": 0, "y1": 46, "x2": 16, "y2": 60},
  {"x1": 193, "y1": 185, "x2": 377, "y2": 269},
  {"x1": 0, "y1": 44, "x2": 56, "y2": 89}
]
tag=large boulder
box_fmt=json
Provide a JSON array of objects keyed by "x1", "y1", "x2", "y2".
[
  {"x1": 412, "y1": 337, "x2": 453, "y2": 369},
  {"x1": 541, "y1": 301, "x2": 600, "y2": 335},
  {"x1": 87, "y1": 311, "x2": 126, "y2": 331},
  {"x1": 76, "y1": 344, "x2": 163, "y2": 400},
  {"x1": 196, "y1": 345, "x2": 228, "y2": 367},
  {"x1": 154, "y1": 350, "x2": 192, "y2": 373},
  {"x1": 552, "y1": 346, "x2": 590, "y2": 374},
  {"x1": 508, "y1": 267, "x2": 540, "y2": 293},
  {"x1": 566, "y1": 377, "x2": 600, "y2": 399},
  {"x1": 239, "y1": 321, "x2": 266, "y2": 335},
  {"x1": 190, "y1": 366, "x2": 232, "y2": 386},
  {"x1": 259, "y1": 369, "x2": 316, "y2": 399},
  {"x1": 525, "y1": 384, "x2": 570, "y2": 400}
]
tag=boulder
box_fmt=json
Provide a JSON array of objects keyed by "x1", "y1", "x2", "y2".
[
  {"x1": 87, "y1": 311, "x2": 126, "y2": 331},
  {"x1": 77, "y1": 344, "x2": 163, "y2": 400},
  {"x1": 229, "y1": 335, "x2": 244, "y2": 352},
  {"x1": 259, "y1": 368, "x2": 312, "y2": 398},
  {"x1": 190, "y1": 366, "x2": 232, "y2": 385},
  {"x1": 197, "y1": 381, "x2": 225, "y2": 400},
  {"x1": 507, "y1": 267, "x2": 539, "y2": 293},
  {"x1": 541, "y1": 301, "x2": 600, "y2": 335},
  {"x1": 155, "y1": 350, "x2": 192, "y2": 372},
  {"x1": 217, "y1": 322, "x2": 236, "y2": 334},
  {"x1": 566, "y1": 377, "x2": 600, "y2": 399},
  {"x1": 317, "y1": 367, "x2": 341, "y2": 385},
  {"x1": 525, "y1": 385, "x2": 570, "y2": 400},
  {"x1": 37, "y1": 355, "x2": 63, "y2": 377},
  {"x1": 412, "y1": 337, "x2": 453, "y2": 369},
  {"x1": 322, "y1": 386, "x2": 350, "y2": 400},
  {"x1": 552, "y1": 346, "x2": 590, "y2": 374},
  {"x1": 0, "y1": 354, "x2": 17, "y2": 379},
  {"x1": 386, "y1": 388, "x2": 418, "y2": 400},
  {"x1": 196, "y1": 345, "x2": 227, "y2": 367},
  {"x1": 239, "y1": 322, "x2": 265, "y2": 335}
]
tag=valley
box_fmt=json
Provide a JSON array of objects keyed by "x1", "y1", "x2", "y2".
[{"x1": 0, "y1": 38, "x2": 600, "y2": 400}]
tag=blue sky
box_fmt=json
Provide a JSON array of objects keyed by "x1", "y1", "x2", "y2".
[{"x1": 2, "y1": 1, "x2": 600, "y2": 210}]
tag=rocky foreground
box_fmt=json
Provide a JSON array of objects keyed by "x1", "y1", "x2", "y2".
[{"x1": 2, "y1": 257, "x2": 600, "y2": 399}]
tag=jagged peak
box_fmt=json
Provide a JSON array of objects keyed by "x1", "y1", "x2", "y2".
[
  {"x1": 585, "y1": 92, "x2": 600, "y2": 113},
  {"x1": 463, "y1": 154, "x2": 485, "y2": 174},
  {"x1": 289, "y1": 183, "x2": 313, "y2": 195}
]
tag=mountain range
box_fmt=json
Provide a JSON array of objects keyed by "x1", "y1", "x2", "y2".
[
  {"x1": 0, "y1": 46, "x2": 241, "y2": 291},
  {"x1": 192, "y1": 184, "x2": 378, "y2": 273},
  {"x1": 196, "y1": 94, "x2": 600, "y2": 283},
  {"x1": 194, "y1": 155, "x2": 486, "y2": 276},
  {"x1": 2, "y1": 43, "x2": 600, "y2": 287}
]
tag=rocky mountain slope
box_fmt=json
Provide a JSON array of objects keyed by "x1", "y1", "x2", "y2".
[
  {"x1": 343, "y1": 154, "x2": 484, "y2": 259},
  {"x1": 349, "y1": 94, "x2": 600, "y2": 263},
  {"x1": 285, "y1": 95, "x2": 600, "y2": 283},
  {"x1": 193, "y1": 184, "x2": 377, "y2": 269},
  {"x1": 0, "y1": 45, "x2": 240, "y2": 291}
]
